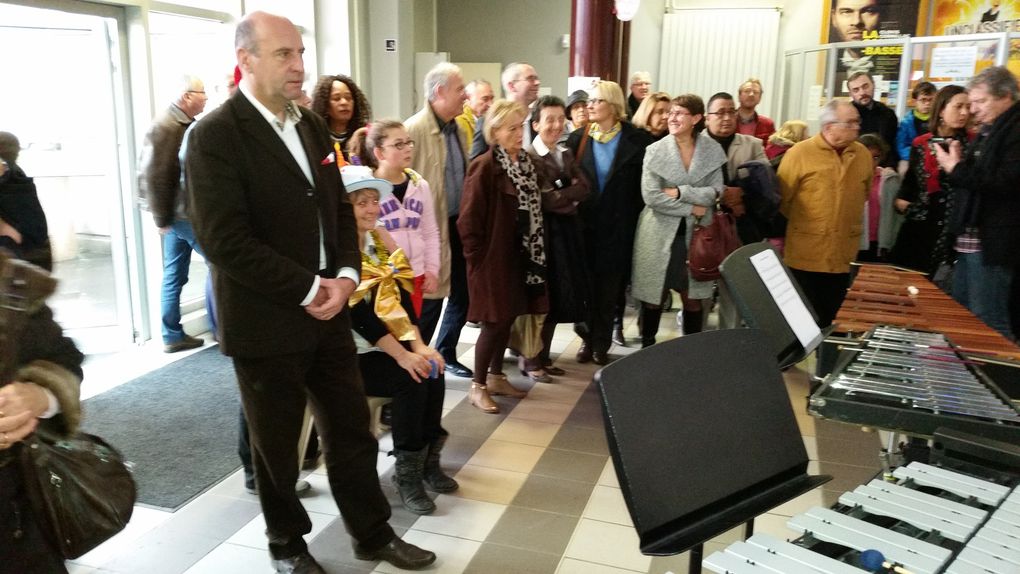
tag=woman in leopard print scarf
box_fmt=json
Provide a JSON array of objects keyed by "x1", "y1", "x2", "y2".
[{"x1": 458, "y1": 100, "x2": 549, "y2": 414}]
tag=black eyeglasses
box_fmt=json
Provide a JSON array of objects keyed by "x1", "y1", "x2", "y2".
[
  {"x1": 383, "y1": 140, "x2": 415, "y2": 151},
  {"x1": 707, "y1": 109, "x2": 737, "y2": 117}
]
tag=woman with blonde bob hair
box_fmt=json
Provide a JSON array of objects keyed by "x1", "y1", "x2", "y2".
[
  {"x1": 632, "y1": 91, "x2": 672, "y2": 139},
  {"x1": 566, "y1": 81, "x2": 654, "y2": 365},
  {"x1": 765, "y1": 120, "x2": 809, "y2": 162},
  {"x1": 458, "y1": 99, "x2": 549, "y2": 413}
]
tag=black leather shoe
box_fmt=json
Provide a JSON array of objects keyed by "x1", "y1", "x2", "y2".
[
  {"x1": 355, "y1": 537, "x2": 436, "y2": 570},
  {"x1": 245, "y1": 479, "x2": 312, "y2": 497},
  {"x1": 271, "y1": 552, "x2": 325, "y2": 574},
  {"x1": 592, "y1": 351, "x2": 610, "y2": 366},
  {"x1": 576, "y1": 342, "x2": 593, "y2": 363},
  {"x1": 444, "y1": 360, "x2": 474, "y2": 378},
  {"x1": 163, "y1": 335, "x2": 204, "y2": 353}
]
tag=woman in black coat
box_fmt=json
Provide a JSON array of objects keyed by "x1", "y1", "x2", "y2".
[
  {"x1": 566, "y1": 81, "x2": 653, "y2": 365},
  {"x1": 0, "y1": 251, "x2": 85, "y2": 572},
  {"x1": 526, "y1": 96, "x2": 591, "y2": 379}
]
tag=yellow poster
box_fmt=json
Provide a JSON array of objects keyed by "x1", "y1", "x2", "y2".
[
  {"x1": 930, "y1": 0, "x2": 1020, "y2": 35},
  {"x1": 929, "y1": 0, "x2": 1020, "y2": 75}
]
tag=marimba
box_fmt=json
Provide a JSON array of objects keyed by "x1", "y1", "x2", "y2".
[
  {"x1": 810, "y1": 326, "x2": 1020, "y2": 443},
  {"x1": 833, "y1": 265, "x2": 1020, "y2": 363},
  {"x1": 705, "y1": 461, "x2": 1020, "y2": 574}
]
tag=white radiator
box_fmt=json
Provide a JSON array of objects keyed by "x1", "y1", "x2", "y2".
[{"x1": 658, "y1": 8, "x2": 781, "y2": 118}]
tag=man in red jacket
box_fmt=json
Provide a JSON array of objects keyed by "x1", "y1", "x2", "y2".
[{"x1": 736, "y1": 78, "x2": 775, "y2": 147}]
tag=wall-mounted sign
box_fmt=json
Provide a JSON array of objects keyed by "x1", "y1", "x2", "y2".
[
  {"x1": 385, "y1": 39, "x2": 397, "y2": 53},
  {"x1": 929, "y1": 46, "x2": 979, "y2": 78}
]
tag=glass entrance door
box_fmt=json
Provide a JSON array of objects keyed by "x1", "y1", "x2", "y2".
[{"x1": 0, "y1": 3, "x2": 135, "y2": 353}]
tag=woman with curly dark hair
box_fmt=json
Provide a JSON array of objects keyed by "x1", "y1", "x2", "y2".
[{"x1": 311, "y1": 74, "x2": 372, "y2": 161}]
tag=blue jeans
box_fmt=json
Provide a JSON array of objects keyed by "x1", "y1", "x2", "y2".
[
  {"x1": 952, "y1": 251, "x2": 1016, "y2": 341},
  {"x1": 161, "y1": 220, "x2": 204, "y2": 343}
]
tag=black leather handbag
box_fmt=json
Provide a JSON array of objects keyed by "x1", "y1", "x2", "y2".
[
  {"x1": 18, "y1": 428, "x2": 136, "y2": 558},
  {"x1": 0, "y1": 255, "x2": 136, "y2": 559}
]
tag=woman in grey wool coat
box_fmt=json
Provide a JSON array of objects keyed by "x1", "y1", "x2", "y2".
[{"x1": 631, "y1": 94, "x2": 725, "y2": 346}]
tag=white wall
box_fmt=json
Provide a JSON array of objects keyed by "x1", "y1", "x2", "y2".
[{"x1": 628, "y1": 0, "x2": 824, "y2": 98}]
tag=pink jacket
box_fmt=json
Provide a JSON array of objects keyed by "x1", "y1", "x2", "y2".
[{"x1": 377, "y1": 169, "x2": 440, "y2": 278}]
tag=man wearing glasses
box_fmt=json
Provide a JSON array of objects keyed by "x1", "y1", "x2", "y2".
[
  {"x1": 778, "y1": 100, "x2": 872, "y2": 327},
  {"x1": 138, "y1": 74, "x2": 208, "y2": 353},
  {"x1": 705, "y1": 92, "x2": 767, "y2": 243},
  {"x1": 472, "y1": 62, "x2": 541, "y2": 158}
]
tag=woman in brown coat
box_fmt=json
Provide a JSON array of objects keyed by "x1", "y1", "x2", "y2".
[{"x1": 459, "y1": 100, "x2": 549, "y2": 414}]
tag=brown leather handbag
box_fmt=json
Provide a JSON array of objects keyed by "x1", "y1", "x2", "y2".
[{"x1": 688, "y1": 211, "x2": 742, "y2": 282}]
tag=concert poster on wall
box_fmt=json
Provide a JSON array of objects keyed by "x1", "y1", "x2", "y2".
[
  {"x1": 823, "y1": 0, "x2": 920, "y2": 102},
  {"x1": 929, "y1": 0, "x2": 1020, "y2": 76}
]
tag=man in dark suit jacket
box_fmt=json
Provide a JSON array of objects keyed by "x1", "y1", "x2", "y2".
[
  {"x1": 185, "y1": 12, "x2": 434, "y2": 573},
  {"x1": 847, "y1": 72, "x2": 898, "y2": 168}
]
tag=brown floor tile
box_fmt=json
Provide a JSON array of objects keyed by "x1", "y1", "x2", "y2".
[
  {"x1": 463, "y1": 542, "x2": 560, "y2": 574},
  {"x1": 531, "y1": 448, "x2": 608, "y2": 483},
  {"x1": 484, "y1": 506, "x2": 580, "y2": 556},
  {"x1": 511, "y1": 474, "x2": 594, "y2": 516},
  {"x1": 548, "y1": 424, "x2": 610, "y2": 456}
]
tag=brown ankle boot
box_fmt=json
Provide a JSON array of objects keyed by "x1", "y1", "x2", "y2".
[{"x1": 485, "y1": 373, "x2": 527, "y2": 398}]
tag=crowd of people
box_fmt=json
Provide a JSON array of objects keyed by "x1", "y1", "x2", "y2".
[{"x1": 2, "y1": 8, "x2": 1019, "y2": 572}]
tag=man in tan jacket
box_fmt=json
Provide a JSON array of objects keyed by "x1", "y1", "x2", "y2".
[
  {"x1": 404, "y1": 62, "x2": 473, "y2": 377},
  {"x1": 778, "y1": 99, "x2": 872, "y2": 326}
]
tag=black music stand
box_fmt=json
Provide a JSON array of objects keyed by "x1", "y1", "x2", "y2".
[
  {"x1": 719, "y1": 242, "x2": 828, "y2": 368},
  {"x1": 596, "y1": 329, "x2": 830, "y2": 572}
]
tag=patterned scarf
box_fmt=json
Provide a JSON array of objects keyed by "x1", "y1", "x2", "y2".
[
  {"x1": 494, "y1": 146, "x2": 546, "y2": 288},
  {"x1": 589, "y1": 121, "x2": 622, "y2": 144}
]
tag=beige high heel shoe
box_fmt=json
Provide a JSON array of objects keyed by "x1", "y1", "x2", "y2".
[
  {"x1": 469, "y1": 383, "x2": 499, "y2": 414},
  {"x1": 485, "y1": 373, "x2": 527, "y2": 398}
]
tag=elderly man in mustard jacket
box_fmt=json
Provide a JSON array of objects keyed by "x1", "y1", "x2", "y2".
[{"x1": 778, "y1": 99, "x2": 872, "y2": 327}]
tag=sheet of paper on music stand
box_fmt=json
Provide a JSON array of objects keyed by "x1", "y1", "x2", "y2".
[{"x1": 749, "y1": 249, "x2": 821, "y2": 348}]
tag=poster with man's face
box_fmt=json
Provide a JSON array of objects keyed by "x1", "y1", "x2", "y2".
[{"x1": 828, "y1": 0, "x2": 918, "y2": 76}]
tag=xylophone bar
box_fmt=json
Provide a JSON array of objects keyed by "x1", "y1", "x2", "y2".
[
  {"x1": 835, "y1": 265, "x2": 1020, "y2": 363},
  {"x1": 703, "y1": 533, "x2": 868, "y2": 574},
  {"x1": 858, "y1": 479, "x2": 988, "y2": 521},
  {"x1": 893, "y1": 462, "x2": 1010, "y2": 506},
  {"x1": 788, "y1": 506, "x2": 951, "y2": 574},
  {"x1": 838, "y1": 489, "x2": 975, "y2": 542}
]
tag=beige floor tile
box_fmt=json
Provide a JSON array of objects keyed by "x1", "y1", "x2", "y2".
[
  {"x1": 466, "y1": 439, "x2": 546, "y2": 473},
  {"x1": 489, "y1": 417, "x2": 561, "y2": 448},
  {"x1": 182, "y1": 542, "x2": 271, "y2": 574},
  {"x1": 564, "y1": 519, "x2": 652, "y2": 572},
  {"x1": 802, "y1": 435, "x2": 818, "y2": 460},
  {"x1": 557, "y1": 558, "x2": 645, "y2": 573},
  {"x1": 597, "y1": 459, "x2": 621, "y2": 488},
  {"x1": 296, "y1": 472, "x2": 340, "y2": 515},
  {"x1": 525, "y1": 383, "x2": 585, "y2": 405},
  {"x1": 226, "y1": 511, "x2": 335, "y2": 550},
  {"x1": 453, "y1": 464, "x2": 529, "y2": 505},
  {"x1": 582, "y1": 485, "x2": 633, "y2": 527},
  {"x1": 411, "y1": 495, "x2": 506, "y2": 541},
  {"x1": 507, "y1": 400, "x2": 575, "y2": 425},
  {"x1": 795, "y1": 412, "x2": 818, "y2": 437},
  {"x1": 375, "y1": 530, "x2": 481, "y2": 574},
  {"x1": 72, "y1": 505, "x2": 173, "y2": 567},
  {"x1": 444, "y1": 389, "x2": 468, "y2": 410}
]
